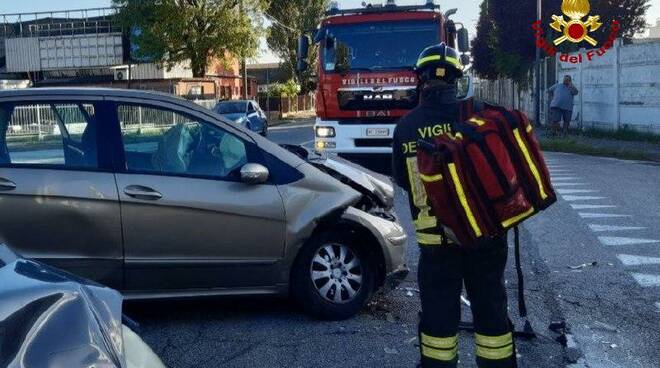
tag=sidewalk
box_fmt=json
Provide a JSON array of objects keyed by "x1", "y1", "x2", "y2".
[
  {"x1": 270, "y1": 111, "x2": 316, "y2": 127},
  {"x1": 538, "y1": 128, "x2": 660, "y2": 162}
]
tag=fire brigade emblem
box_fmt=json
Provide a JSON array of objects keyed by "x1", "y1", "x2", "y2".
[{"x1": 550, "y1": 0, "x2": 602, "y2": 46}]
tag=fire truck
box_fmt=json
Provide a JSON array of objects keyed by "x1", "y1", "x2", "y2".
[{"x1": 297, "y1": 0, "x2": 472, "y2": 164}]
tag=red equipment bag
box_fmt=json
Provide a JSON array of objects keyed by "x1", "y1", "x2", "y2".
[
  {"x1": 417, "y1": 117, "x2": 535, "y2": 247},
  {"x1": 476, "y1": 104, "x2": 556, "y2": 210},
  {"x1": 416, "y1": 106, "x2": 555, "y2": 248}
]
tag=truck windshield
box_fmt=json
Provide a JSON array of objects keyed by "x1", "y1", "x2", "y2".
[{"x1": 322, "y1": 19, "x2": 440, "y2": 72}]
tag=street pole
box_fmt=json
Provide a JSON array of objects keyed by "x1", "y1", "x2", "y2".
[
  {"x1": 240, "y1": 0, "x2": 248, "y2": 99},
  {"x1": 535, "y1": 0, "x2": 542, "y2": 126}
]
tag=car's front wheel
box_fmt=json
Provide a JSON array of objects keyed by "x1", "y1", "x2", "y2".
[{"x1": 291, "y1": 230, "x2": 377, "y2": 320}]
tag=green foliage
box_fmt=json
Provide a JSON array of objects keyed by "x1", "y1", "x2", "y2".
[
  {"x1": 267, "y1": 79, "x2": 301, "y2": 97},
  {"x1": 266, "y1": 0, "x2": 329, "y2": 94},
  {"x1": 471, "y1": 0, "x2": 500, "y2": 79},
  {"x1": 113, "y1": 0, "x2": 267, "y2": 77}
]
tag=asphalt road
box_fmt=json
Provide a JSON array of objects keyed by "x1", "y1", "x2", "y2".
[{"x1": 124, "y1": 125, "x2": 660, "y2": 368}]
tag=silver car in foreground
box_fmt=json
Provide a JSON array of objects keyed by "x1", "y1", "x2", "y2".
[{"x1": 0, "y1": 88, "x2": 407, "y2": 320}]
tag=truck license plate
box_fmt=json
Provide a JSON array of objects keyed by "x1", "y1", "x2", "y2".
[{"x1": 366, "y1": 128, "x2": 390, "y2": 137}]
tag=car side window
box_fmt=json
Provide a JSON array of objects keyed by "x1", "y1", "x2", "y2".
[
  {"x1": 247, "y1": 103, "x2": 256, "y2": 113},
  {"x1": 117, "y1": 104, "x2": 248, "y2": 179},
  {"x1": 0, "y1": 103, "x2": 99, "y2": 168}
]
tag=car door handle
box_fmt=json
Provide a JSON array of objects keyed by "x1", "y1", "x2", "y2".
[
  {"x1": 123, "y1": 185, "x2": 162, "y2": 200},
  {"x1": 0, "y1": 178, "x2": 16, "y2": 191}
]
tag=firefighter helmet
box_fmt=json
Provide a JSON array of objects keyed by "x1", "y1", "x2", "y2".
[{"x1": 414, "y1": 43, "x2": 463, "y2": 83}]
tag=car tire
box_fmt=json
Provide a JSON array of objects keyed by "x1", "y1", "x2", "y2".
[
  {"x1": 291, "y1": 229, "x2": 377, "y2": 320},
  {"x1": 261, "y1": 122, "x2": 268, "y2": 137}
]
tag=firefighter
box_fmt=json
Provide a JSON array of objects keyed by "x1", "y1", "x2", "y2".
[{"x1": 392, "y1": 43, "x2": 516, "y2": 368}]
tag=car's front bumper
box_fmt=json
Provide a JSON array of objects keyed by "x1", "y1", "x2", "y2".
[{"x1": 340, "y1": 207, "x2": 409, "y2": 285}]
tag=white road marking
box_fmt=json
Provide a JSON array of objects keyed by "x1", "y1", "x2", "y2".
[
  {"x1": 599, "y1": 236, "x2": 660, "y2": 246},
  {"x1": 617, "y1": 254, "x2": 660, "y2": 266},
  {"x1": 553, "y1": 183, "x2": 588, "y2": 187},
  {"x1": 588, "y1": 224, "x2": 646, "y2": 232},
  {"x1": 580, "y1": 213, "x2": 631, "y2": 219},
  {"x1": 655, "y1": 302, "x2": 660, "y2": 312},
  {"x1": 549, "y1": 169, "x2": 572, "y2": 173},
  {"x1": 552, "y1": 177, "x2": 581, "y2": 181},
  {"x1": 631, "y1": 273, "x2": 660, "y2": 287},
  {"x1": 572, "y1": 204, "x2": 617, "y2": 210},
  {"x1": 557, "y1": 189, "x2": 599, "y2": 194},
  {"x1": 561, "y1": 195, "x2": 606, "y2": 201}
]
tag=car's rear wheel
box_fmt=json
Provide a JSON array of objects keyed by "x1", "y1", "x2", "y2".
[{"x1": 291, "y1": 230, "x2": 377, "y2": 320}]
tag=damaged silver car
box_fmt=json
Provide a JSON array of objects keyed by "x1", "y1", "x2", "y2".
[
  {"x1": 0, "y1": 88, "x2": 408, "y2": 320},
  {"x1": 0, "y1": 244, "x2": 165, "y2": 368}
]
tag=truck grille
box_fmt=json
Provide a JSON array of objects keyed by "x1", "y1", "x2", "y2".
[
  {"x1": 354, "y1": 138, "x2": 393, "y2": 147},
  {"x1": 338, "y1": 88, "x2": 418, "y2": 111}
]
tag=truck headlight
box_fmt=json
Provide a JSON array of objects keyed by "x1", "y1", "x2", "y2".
[{"x1": 316, "y1": 126, "x2": 335, "y2": 138}]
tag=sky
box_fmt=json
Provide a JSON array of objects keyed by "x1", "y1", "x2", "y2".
[{"x1": 1, "y1": 0, "x2": 659, "y2": 63}]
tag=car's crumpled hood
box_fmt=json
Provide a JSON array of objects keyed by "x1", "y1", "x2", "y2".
[
  {"x1": 280, "y1": 145, "x2": 394, "y2": 209},
  {"x1": 0, "y1": 245, "x2": 126, "y2": 368},
  {"x1": 317, "y1": 155, "x2": 394, "y2": 208}
]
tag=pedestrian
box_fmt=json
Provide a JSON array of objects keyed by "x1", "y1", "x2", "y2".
[
  {"x1": 392, "y1": 43, "x2": 516, "y2": 368},
  {"x1": 548, "y1": 75, "x2": 578, "y2": 136}
]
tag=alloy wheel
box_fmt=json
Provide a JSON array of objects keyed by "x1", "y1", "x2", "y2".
[{"x1": 310, "y1": 243, "x2": 363, "y2": 304}]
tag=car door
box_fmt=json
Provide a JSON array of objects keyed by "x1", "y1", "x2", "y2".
[
  {"x1": 109, "y1": 100, "x2": 286, "y2": 292},
  {"x1": 0, "y1": 99, "x2": 123, "y2": 289}
]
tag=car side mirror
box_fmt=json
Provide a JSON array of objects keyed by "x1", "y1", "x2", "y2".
[{"x1": 240, "y1": 163, "x2": 269, "y2": 184}]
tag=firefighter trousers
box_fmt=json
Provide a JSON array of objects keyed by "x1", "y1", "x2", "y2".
[{"x1": 417, "y1": 235, "x2": 516, "y2": 368}]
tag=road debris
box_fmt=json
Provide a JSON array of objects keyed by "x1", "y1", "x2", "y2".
[
  {"x1": 568, "y1": 261, "x2": 598, "y2": 270},
  {"x1": 592, "y1": 321, "x2": 618, "y2": 333}
]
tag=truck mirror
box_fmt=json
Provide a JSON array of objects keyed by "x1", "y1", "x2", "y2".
[
  {"x1": 457, "y1": 28, "x2": 469, "y2": 53},
  {"x1": 460, "y1": 54, "x2": 471, "y2": 66},
  {"x1": 297, "y1": 35, "x2": 310, "y2": 72}
]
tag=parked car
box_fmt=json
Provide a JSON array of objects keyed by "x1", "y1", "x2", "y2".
[
  {"x1": 0, "y1": 244, "x2": 165, "y2": 368},
  {"x1": 213, "y1": 99, "x2": 268, "y2": 136},
  {"x1": 0, "y1": 88, "x2": 407, "y2": 320}
]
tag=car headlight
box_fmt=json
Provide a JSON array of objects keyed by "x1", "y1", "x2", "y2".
[{"x1": 316, "y1": 126, "x2": 335, "y2": 138}]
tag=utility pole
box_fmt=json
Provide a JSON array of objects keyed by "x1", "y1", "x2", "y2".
[
  {"x1": 535, "y1": 0, "x2": 542, "y2": 126},
  {"x1": 240, "y1": 0, "x2": 248, "y2": 99}
]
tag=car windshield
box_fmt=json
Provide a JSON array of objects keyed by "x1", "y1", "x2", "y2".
[
  {"x1": 215, "y1": 101, "x2": 247, "y2": 114},
  {"x1": 322, "y1": 19, "x2": 440, "y2": 72}
]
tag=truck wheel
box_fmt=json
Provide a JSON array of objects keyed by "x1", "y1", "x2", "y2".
[{"x1": 291, "y1": 230, "x2": 377, "y2": 320}]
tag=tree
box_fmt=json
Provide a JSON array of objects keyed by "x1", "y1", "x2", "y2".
[
  {"x1": 591, "y1": 0, "x2": 651, "y2": 42},
  {"x1": 471, "y1": 0, "x2": 500, "y2": 79},
  {"x1": 472, "y1": 0, "x2": 650, "y2": 83},
  {"x1": 113, "y1": 0, "x2": 266, "y2": 77},
  {"x1": 266, "y1": 0, "x2": 329, "y2": 94}
]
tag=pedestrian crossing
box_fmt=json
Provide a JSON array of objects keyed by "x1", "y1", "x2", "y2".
[{"x1": 546, "y1": 158, "x2": 660, "y2": 309}]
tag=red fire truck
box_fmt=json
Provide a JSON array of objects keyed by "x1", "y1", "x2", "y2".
[{"x1": 297, "y1": 0, "x2": 471, "y2": 164}]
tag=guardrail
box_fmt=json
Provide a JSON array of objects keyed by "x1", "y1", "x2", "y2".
[{"x1": 6, "y1": 99, "x2": 217, "y2": 138}]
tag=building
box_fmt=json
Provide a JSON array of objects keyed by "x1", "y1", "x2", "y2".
[
  {"x1": 0, "y1": 8, "x2": 256, "y2": 100},
  {"x1": 246, "y1": 62, "x2": 292, "y2": 94},
  {"x1": 648, "y1": 18, "x2": 660, "y2": 39}
]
